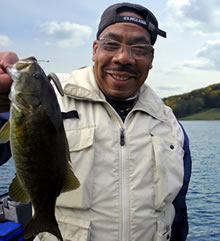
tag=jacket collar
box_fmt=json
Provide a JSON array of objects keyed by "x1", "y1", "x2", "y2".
[
  {"x1": 135, "y1": 85, "x2": 167, "y2": 122},
  {"x1": 63, "y1": 66, "x2": 105, "y2": 102}
]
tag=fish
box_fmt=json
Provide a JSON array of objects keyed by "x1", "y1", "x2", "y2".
[{"x1": 0, "y1": 57, "x2": 80, "y2": 240}]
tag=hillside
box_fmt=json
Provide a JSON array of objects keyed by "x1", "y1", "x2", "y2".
[
  {"x1": 163, "y1": 83, "x2": 220, "y2": 119},
  {"x1": 180, "y1": 108, "x2": 220, "y2": 120}
]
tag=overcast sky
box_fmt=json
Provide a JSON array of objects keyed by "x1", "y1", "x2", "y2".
[{"x1": 1, "y1": 0, "x2": 220, "y2": 97}]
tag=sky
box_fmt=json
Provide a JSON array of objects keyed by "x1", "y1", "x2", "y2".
[{"x1": 1, "y1": 0, "x2": 220, "y2": 97}]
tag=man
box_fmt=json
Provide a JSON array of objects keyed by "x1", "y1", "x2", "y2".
[
  {"x1": 0, "y1": 3, "x2": 191, "y2": 241},
  {"x1": 0, "y1": 112, "x2": 11, "y2": 166},
  {"x1": 0, "y1": 52, "x2": 17, "y2": 165}
]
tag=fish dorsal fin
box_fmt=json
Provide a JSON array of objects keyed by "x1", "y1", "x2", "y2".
[
  {"x1": 9, "y1": 175, "x2": 30, "y2": 203},
  {"x1": 0, "y1": 120, "x2": 10, "y2": 143}
]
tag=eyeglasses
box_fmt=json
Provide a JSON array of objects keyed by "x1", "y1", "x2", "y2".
[{"x1": 98, "y1": 38, "x2": 153, "y2": 59}]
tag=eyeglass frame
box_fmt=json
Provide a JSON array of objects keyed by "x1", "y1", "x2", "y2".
[{"x1": 98, "y1": 38, "x2": 154, "y2": 59}]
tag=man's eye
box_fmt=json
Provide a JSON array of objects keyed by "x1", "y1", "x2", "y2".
[
  {"x1": 104, "y1": 41, "x2": 120, "y2": 49},
  {"x1": 132, "y1": 45, "x2": 152, "y2": 55},
  {"x1": 133, "y1": 46, "x2": 147, "y2": 51}
]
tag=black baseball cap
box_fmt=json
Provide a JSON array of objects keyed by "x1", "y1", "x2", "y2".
[{"x1": 96, "y1": 2, "x2": 166, "y2": 45}]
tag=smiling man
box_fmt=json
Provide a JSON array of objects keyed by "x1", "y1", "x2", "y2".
[
  {"x1": 92, "y1": 11, "x2": 154, "y2": 100},
  {"x1": 0, "y1": 2, "x2": 191, "y2": 241}
]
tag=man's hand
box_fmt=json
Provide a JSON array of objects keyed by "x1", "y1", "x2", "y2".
[{"x1": 0, "y1": 52, "x2": 19, "y2": 113}]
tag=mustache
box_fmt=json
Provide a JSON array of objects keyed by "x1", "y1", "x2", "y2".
[{"x1": 104, "y1": 65, "x2": 137, "y2": 75}]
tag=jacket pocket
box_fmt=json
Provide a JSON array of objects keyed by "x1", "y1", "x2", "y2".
[
  {"x1": 152, "y1": 135, "x2": 184, "y2": 211},
  {"x1": 56, "y1": 125, "x2": 95, "y2": 209},
  {"x1": 154, "y1": 204, "x2": 175, "y2": 241},
  {"x1": 67, "y1": 125, "x2": 95, "y2": 151},
  {"x1": 36, "y1": 216, "x2": 91, "y2": 241}
]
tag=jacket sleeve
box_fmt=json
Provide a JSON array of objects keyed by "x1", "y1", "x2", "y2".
[
  {"x1": 0, "y1": 112, "x2": 11, "y2": 166},
  {"x1": 171, "y1": 123, "x2": 192, "y2": 241}
]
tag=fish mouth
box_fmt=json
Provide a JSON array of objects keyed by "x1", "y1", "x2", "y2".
[
  {"x1": 6, "y1": 57, "x2": 37, "y2": 76},
  {"x1": 17, "y1": 60, "x2": 37, "y2": 64},
  {"x1": 6, "y1": 57, "x2": 41, "y2": 114},
  {"x1": 6, "y1": 66, "x2": 21, "y2": 83},
  {"x1": 14, "y1": 57, "x2": 37, "y2": 70}
]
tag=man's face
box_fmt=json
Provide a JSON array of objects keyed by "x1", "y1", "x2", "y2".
[{"x1": 92, "y1": 12, "x2": 154, "y2": 100}]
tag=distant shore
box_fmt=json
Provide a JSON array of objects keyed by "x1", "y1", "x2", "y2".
[{"x1": 179, "y1": 108, "x2": 220, "y2": 120}]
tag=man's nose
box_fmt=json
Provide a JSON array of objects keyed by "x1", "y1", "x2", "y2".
[{"x1": 112, "y1": 46, "x2": 136, "y2": 65}]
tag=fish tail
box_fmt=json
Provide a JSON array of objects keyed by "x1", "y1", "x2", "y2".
[{"x1": 23, "y1": 215, "x2": 63, "y2": 241}]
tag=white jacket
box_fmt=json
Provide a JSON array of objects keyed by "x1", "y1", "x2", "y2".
[{"x1": 36, "y1": 66, "x2": 184, "y2": 241}]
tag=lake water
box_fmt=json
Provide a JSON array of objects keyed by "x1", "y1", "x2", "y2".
[
  {"x1": 181, "y1": 121, "x2": 220, "y2": 241},
  {"x1": 0, "y1": 121, "x2": 219, "y2": 240}
]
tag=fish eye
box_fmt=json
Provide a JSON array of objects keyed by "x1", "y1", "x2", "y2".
[{"x1": 33, "y1": 72, "x2": 41, "y2": 79}]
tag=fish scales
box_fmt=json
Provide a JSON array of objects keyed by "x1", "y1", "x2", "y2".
[{"x1": 0, "y1": 57, "x2": 80, "y2": 241}]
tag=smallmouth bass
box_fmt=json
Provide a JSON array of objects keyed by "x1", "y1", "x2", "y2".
[{"x1": 0, "y1": 57, "x2": 80, "y2": 240}]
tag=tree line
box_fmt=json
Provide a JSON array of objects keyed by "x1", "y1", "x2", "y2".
[{"x1": 163, "y1": 83, "x2": 220, "y2": 118}]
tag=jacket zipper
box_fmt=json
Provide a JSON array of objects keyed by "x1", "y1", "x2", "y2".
[
  {"x1": 105, "y1": 103, "x2": 129, "y2": 241},
  {"x1": 120, "y1": 128, "x2": 125, "y2": 146},
  {"x1": 120, "y1": 128, "x2": 128, "y2": 241}
]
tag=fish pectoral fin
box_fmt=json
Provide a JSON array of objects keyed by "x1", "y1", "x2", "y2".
[
  {"x1": 0, "y1": 120, "x2": 10, "y2": 143},
  {"x1": 61, "y1": 163, "x2": 80, "y2": 193},
  {"x1": 9, "y1": 175, "x2": 30, "y2": 203}
]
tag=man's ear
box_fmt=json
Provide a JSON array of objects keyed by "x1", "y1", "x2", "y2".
[{"x1": 92, "y1": 40, "x2": 98, "y2": 62}]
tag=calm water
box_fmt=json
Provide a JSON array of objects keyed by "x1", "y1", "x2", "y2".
[
  {"x1": 181, "y1": 121, "x2": 220, "y2": 241},
  {"x1": 0, "y1": 121, "x2": 219, "y2": 240}
]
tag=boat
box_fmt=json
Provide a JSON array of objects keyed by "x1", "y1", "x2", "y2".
[{"x1": 0, "y1": 192, "x2": 33, "y2": 241}]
